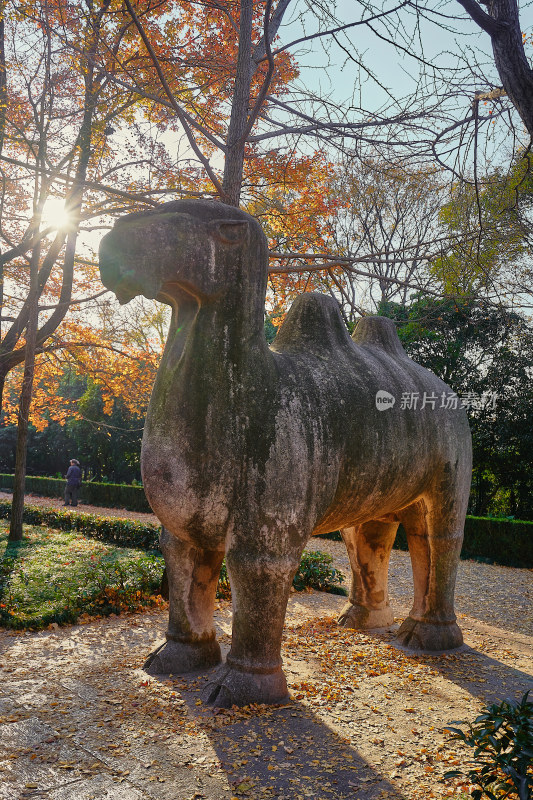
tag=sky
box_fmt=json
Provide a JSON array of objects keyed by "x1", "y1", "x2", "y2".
[
  {"x1": 263, "y1": 0, "x2": 533, "y2": 177},
  {"x1": 282, "y1": 0, "x2": 522, "y2": 105},
  {"x1": 41, "y1": 0, "x2": 533, "y2": 240}
]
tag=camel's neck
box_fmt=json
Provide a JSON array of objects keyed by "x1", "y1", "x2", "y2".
[{"x1": 152, "y1": 282, "x2": 271, "y2": 418}]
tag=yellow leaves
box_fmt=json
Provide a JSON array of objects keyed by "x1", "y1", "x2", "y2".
[
  {"x1": 235, "y1": 782, "x2": 254, "y2": 793},
  {"x1": 2, "y1": 293, "x2": 164, "y2": 428}
]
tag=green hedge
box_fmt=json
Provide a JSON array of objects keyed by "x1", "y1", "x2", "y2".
[
  {"x1": 0, "y1": 474, "x2": 152, "y2": 513},
  {"x1": 462, "y1": 516, "x2": 533, "y2": 568},
  {"x1": 0, "y1": 494, "x2": 531, "y2": 568},
  {"x1": 316, "y1": 517, "x2": 533, "y2": 568},
  {"x1": 0, "y1": 500, "x2": 160, "y2": 550}
]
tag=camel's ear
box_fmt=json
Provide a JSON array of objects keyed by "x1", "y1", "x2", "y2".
[{"x1": 210, "y1": 219, "x2": 249, "y2": 245}]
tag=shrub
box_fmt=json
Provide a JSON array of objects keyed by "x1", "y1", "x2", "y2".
[
  {"x1": 214, "y1": 551, "x2": 346, "y2": 599},
  {"x1": 0, "y1": 503, "x2": 347, "y2": 627},
  {"x1": 292, "y1": 550, "x2": 346, "y2": 594},
  {"x1": 462, "y1": 517, "x2": 533, "y2": 568},
  {"x1": 316, "y1": 517, "x2": 533, "y2": 568},
  {"x1": 0, "y1": 500, "x2": 160, "y2": 550},
  {"x1": 444, "y1": 692, "x2": 533, "y2": 800},
  {"x1": 0, "y1": 523, "x2": 165, "y2": 630},
  {"x1": 216, "y1": 560, "x2": 231, "y2": 599}
]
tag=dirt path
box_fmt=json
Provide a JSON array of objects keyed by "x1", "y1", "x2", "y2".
[{"x1": 0, "y1": 493, "x2": 532, "y2": 799}]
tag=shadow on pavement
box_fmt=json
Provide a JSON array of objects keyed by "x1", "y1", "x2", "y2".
[
  {"x1": 425, "y1": 646, "x2": 533, "y2": 706},
  {"x1": 368, "y1": 626, "x2": 533, "y2": 707},
  {"x1": 161, "y1": 671, "x2": 407, "y2": 800}
]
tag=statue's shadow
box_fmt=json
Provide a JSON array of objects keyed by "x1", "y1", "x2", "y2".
[
  {"x1": 144, "y1": 603, "x2": 532, "y2": 798},
  {"x1": 165, "y1": 670, "x2": 407, "y2": 800},
  {"x1": 422, "y1": 645, "x2": 533, "y2": 705},
  {"x1": 146, "y1": 625, "x2": 406, "y2": 799},
  {"x1": 374, "y1": 626, "x2": 533, "y2": 705}
]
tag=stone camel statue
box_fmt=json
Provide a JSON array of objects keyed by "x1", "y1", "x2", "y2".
[{"x1": 99, "y1": 199, "x2": 472, "y2": 708}]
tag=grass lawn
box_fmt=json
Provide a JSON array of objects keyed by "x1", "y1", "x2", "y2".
[
  {"x1": 0, "y1": 517, "x2": 346, "y2": 631},
  {"x1": 0, "y1": 520, "x2": 164, "y2": 630}
]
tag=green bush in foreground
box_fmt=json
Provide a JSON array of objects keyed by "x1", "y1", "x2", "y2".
[
  {"x1": 216, "y1": 550, "x2": 346, "y2": 599},
  {"x1": 0, "y1": 515, "x2": 346, "y2": 629},
  {"x1": 444, "y1": 692, "x2": 533, "y2": 800}
]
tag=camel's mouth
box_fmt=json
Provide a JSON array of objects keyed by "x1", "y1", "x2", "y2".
[
  {"x1": 113, "y1": 272, "x2": 150, "y2": 305},
  {"x1": 99, "y1": 229, "x2": 149, "y2": 304}
]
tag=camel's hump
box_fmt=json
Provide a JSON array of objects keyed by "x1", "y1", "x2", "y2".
[
  {"x1": 271, "y1": 293, "x2": 353, "y2": 355},
  {"x1": 352, "y1": 315, "x2": 407, "y2": 358},
  {"x1": 271, "y1": 294, "x2": 407, "y2": 359}
]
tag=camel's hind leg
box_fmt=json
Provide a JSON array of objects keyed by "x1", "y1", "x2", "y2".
[
  {"x1": 144, "y1": 527, "x2": 224, "y2": 675},
  {"x1": 395, "y1": 494, "x2": 465, "y2": 652},
  {"x1": 337, "y1": 520, "x2": 399, "y2": 630}
]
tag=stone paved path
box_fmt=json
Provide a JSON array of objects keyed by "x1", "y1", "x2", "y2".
[
  {"x1": 0, "y1": 495, "x2": 532, "y2": 799},
  {"x1": 1, "y1": 590, "x2": 532, "y2": 800}
]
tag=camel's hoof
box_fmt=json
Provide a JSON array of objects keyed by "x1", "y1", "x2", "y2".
[
  {"x1": 203, "y1": 664, "x2": 290, "y2": 708},
  {"x1": 337, "y1": 602, "x2": 394, "y2": 629},
  {"x1": 144, "y1": 638, "x2": 221, "y2": 675},
  {"x1": 394, "y1": 617, "x2": 463, "y2": 652}
]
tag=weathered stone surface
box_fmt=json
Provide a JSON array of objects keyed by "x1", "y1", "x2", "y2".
[
  {"x1": 99, "y1": 199, "x2": 472, "y2": 706},
  {"x1": 0, "y1": 717, "x2": 56, "y2": 751},
  {"x1": 8, "y1": 680, "x2": 49, "y2": 709},
  {"x1": 0, "y1": 697, "x2": 16, "y2": 716},
  {"x1": 143, "y1": 636, "x2": 221, "y2": 675},
  {"x1": 0, "y1": 752, "x2": 83, "y2": 795},
  {"x1": 59, "y1": 678, "x2": 102, "y2": 702},
  {"x1": 49, "y1": 774, "x2": 146, "y2": 799}
]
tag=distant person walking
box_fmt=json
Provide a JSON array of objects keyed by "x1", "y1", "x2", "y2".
[{"x1": 64, "y1": 459, "x2": 82, "y2": 507}]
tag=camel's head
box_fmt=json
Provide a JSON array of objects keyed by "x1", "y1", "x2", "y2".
[{"x1": 99, "y1": 199, "x2": 267, "y2": 305}]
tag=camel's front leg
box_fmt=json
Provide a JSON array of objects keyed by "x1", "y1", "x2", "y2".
[
  {"x1": 337, "y1": 520, "x2": 398, "y2": 630},
  {"x1": 204, "y1": 540, "x2": 300, "y2": 707},
  {"x1": 144, "y1": 527, "x2": 224, "y2": 675}
]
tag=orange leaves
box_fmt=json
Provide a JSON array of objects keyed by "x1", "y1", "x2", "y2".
[
  {"x1": 244, "y1": 151, "x2": 345, "y2": 313},
  {"x1": 2, "y1": 278, "x2": 165, "y2": 430},
  {"x1": 283, "y1": 616, "x2": 439, "y2": 692}
]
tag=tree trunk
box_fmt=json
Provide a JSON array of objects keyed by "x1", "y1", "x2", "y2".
[
  {"x1": 0, "y1": 370, "x2": 5, "y2": 423},
  {"x1": 0, "y1": 5, "x2": 6, "y2": 422},
  {"x1": 488, "y1": 0, "x2": 533, "y2": 138},
  {"x1": 0, "y1": 5, "x2": 6, "y2": 156},
  {"x1": 0, "y1": 4, "x2": 97, "y2": 424},
  {"x1": 222, "y1": 0, "x2": 254, "y2": 206},
  {"x1": 457, "y1": 0, "x2": 533, "y2": 138},
  {"x1": 8, "y1": 244, "x2": 40, "y2": 543}
]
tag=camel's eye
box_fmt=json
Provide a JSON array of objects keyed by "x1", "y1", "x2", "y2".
[{"x1": 211, "y1": 220, "x2": 248, "y2": 245}]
